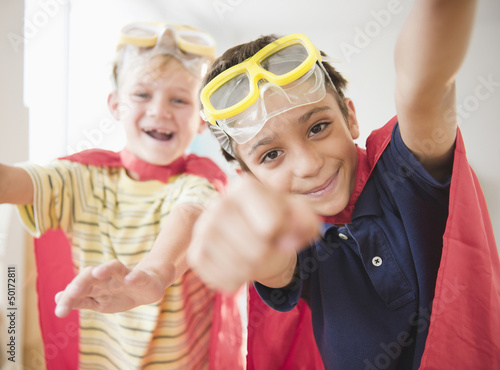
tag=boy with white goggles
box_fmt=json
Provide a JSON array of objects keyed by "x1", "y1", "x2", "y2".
[
  {"x1": 201, "y1": 34, "x2": 337, "y2": 156},
  {"x1": 190, "y1": 1, "x2": 500, "y2": 369},
  {"x1": 0, "y1": 20, "x2": 244, "y2": 369},
  {"x1": 114, "y1": 22, "x2": 216, "y2": 81}
]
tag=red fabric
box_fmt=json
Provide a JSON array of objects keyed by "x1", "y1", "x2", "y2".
[
  {"x1": 63, "y1": 148, "x2": 228, "y2": 192},
  {"x1": 34, "y1": 149, "x2": 243, "y2": 369},
  {"x1": 246, "y1": 116, "x2": 500, "y2": 369},
  {"x1": 34, "y1": 230, "x2": 79, "y2": 369},
  {"x1": 209, "y1": 287, "x2": 245, "y2": 369},
  {"x1": 247, "y1": 286, "x2": 324, "y2": 370},
  {"x1": 419, "y1": 128, "x2": 500, "y2": 368}
]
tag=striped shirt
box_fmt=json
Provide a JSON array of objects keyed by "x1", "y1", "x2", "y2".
[{"x1": 17, "y1": 160, "x2": 218, "y2": 369}]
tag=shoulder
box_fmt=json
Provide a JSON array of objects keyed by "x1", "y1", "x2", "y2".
[
  {"x1": 166, "y1": 173, "x2": 220, "y2": 208},
  {"x1": 184, "y1": 154, "x2": 228, "y2": 192},
  {"x1": 59, "y1": 148, "x2": 122, "y2": 167},
  {"x1": 170, "y1": 172, "x2": 217, "y2": 191},
  {"x1": 16, "y1": 159, "x2": 87, "y2": 179},
  {"x1": 377, "y1": 123, "x2": 452, "y2": 189},
  {"x1": 365, "y1": 115, "x2": 398, "y2": 167}
]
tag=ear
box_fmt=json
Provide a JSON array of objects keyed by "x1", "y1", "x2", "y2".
[
  {"x1": 344, "y1": 98, "x2": 360, "y2": 140},
  {"x1": 233, "y1": 162, "x2": 244, "y2": 175},
  {"x1": 107, "y1": 91, "x2": 121, "y2": 120},
  {"x1": 197, "y1": 118, "x2": 207, "y2": 134}
]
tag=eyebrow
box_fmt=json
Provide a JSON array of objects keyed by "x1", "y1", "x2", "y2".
[
  {"x1": 298, "y1": 106, "x2": 332, "y2": 125},
  {"x1": 131, "y1": 81, "x2": 191, "y2": 94},
  {"x1": 247, "y1": 106, "x2": 333, "y2": 156},
  {"x1": 247, "y1": 133, "x2": 279, "y2": 157}
]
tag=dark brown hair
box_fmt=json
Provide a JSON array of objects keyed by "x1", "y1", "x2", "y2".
[{"x1": 203, "y1": 34, "x2": 350, "y2": 163}]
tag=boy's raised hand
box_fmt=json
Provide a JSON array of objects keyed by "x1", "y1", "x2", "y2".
[
  {"x1": 187, "y1": 175, "x2": 320, "y2": 293},
  {"x1": 54, "y1": 260, "x2": 169, "y2": 317},
  {"x1": 394, "y1": 0, "x2": 477, "y2": 181}
]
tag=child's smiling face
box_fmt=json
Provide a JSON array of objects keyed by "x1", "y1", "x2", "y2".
[
  {"x1": 235, "y1": 92, "x2": 360, "y2": 216},
  {"x1": 109, "y1": 56, "x2": 205, "y2": 166}
]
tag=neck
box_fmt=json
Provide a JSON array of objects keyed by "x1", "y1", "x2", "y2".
[{"x1": 119, "y1": 148, "x2": 187, "y2": 182}]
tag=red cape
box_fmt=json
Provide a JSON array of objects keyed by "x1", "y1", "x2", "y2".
[
  {"x1": 33, "y1": 149, "x2": 243, "y2": 369},
  {"x1": 246, "y1": 117, "x2": 500, "y2": 369}
]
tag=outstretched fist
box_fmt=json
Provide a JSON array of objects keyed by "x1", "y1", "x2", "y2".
[{"x1": 187, "y1": 175, "x2": 320, "y2": 293}]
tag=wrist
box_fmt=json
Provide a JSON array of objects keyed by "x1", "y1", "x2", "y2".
[{"x1": 256, "y1": 252, "x2": 297, "y2": 289}]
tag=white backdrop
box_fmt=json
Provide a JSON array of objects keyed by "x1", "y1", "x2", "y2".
[{"x1": 23, "y1": 0, "x2": 500, "y2": 241}]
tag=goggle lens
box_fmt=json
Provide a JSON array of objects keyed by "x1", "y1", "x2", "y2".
[
  {"x1": 219, "y1": 64, "x2": 328, "y2": 144},
  {"x1": 122, "y1": 24, "x2": 157, "y2": 39},
  {"x1": 179, "y1": 30, "x2": 214, "y2": 47},
  {"x1": 208, "y1": 43, "x2": 311, "y2": 113},
  {"x1": 210, "y1": 73, "x2": 250, "y2": 110},
  {"x1": 261, "y1": 43, "x2": 309, "y2": 76}
]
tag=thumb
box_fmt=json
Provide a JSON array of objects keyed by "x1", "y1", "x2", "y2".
[{"x1": 124, "y1": 269, "x2": 151, "y2": 286}]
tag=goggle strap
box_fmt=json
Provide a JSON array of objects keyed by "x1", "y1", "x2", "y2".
[
  {"x1": 209, "y1": 124, "x2": 235, "y2": 157},
  {"x1": 317, "y1": 60, "x2": 339, "y2": 94}
]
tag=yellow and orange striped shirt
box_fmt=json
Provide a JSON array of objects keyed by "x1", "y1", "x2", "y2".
[{"x1": 17, "y1": 160, "x2": 218, "y2": 369}]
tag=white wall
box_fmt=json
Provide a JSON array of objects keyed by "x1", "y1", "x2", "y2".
[{"x1": 0, "y1": 1, "x2": 29, "y2": 368}]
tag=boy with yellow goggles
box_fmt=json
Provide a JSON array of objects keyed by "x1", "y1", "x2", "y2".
[
  {"x1": 200, "y1": 34, "x2": 338, "y2": 154},
  {"x1": 191, "y1": 2, "x2": 500, "y2": 369}
]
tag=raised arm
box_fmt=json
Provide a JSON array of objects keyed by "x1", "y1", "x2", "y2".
[
  {"x1": 133, "y1": 202, "x2": 205, "y2": 285},
  {"x1": 0, "y1": 163, "x2": 33, "y2": 204},
  {"x1": 395, "y1": 0, "x2": 478, "y2": 181}
]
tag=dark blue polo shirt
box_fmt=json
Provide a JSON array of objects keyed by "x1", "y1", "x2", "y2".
[{"x1": 255, "y1": 123, "x2": 451, "y2": 370}]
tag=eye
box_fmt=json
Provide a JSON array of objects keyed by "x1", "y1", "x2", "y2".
[
  {"x1": 133, "y1": 92, "x2": 150, "y2": 100},
  {"x1": 308, "y1": 122, "x2": 331, "y2": 137},
  {"x1": 261, "y1": 149, "x2": 283, "y2": 164},
  {"x1": 172, "y1": 98, "x2": 188, "y2": 105}
]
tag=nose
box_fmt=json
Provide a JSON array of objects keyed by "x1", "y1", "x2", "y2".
[
  {"x1": 146, "y1": 96, "x2": 172, "y2": 119},
  {"x1": 291, "y1": 142, "x2": 322, "y2": 179}
]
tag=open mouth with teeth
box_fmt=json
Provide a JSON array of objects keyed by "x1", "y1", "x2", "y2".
[{"x1": 143, "y1": 128, "x2": 174, "y2": 141}]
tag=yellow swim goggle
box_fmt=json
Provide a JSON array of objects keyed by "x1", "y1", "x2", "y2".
[
  {"x1": 200, "y1": 34, "x2": 335, "y2": 153},
  {"x1": 116, "y1": 22, "x2": 216, "y2": 77},
  {"x1": 118, "y1": 22, "x2": 216, "y2": 59}
]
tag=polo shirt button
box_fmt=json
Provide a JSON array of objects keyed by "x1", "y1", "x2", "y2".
[
  {"x1": 338, "y1": 233, "x2": 348, "y2": 240},
  {"x1": 372, "y1": 256, "x2": 383, "y2": 267}
]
